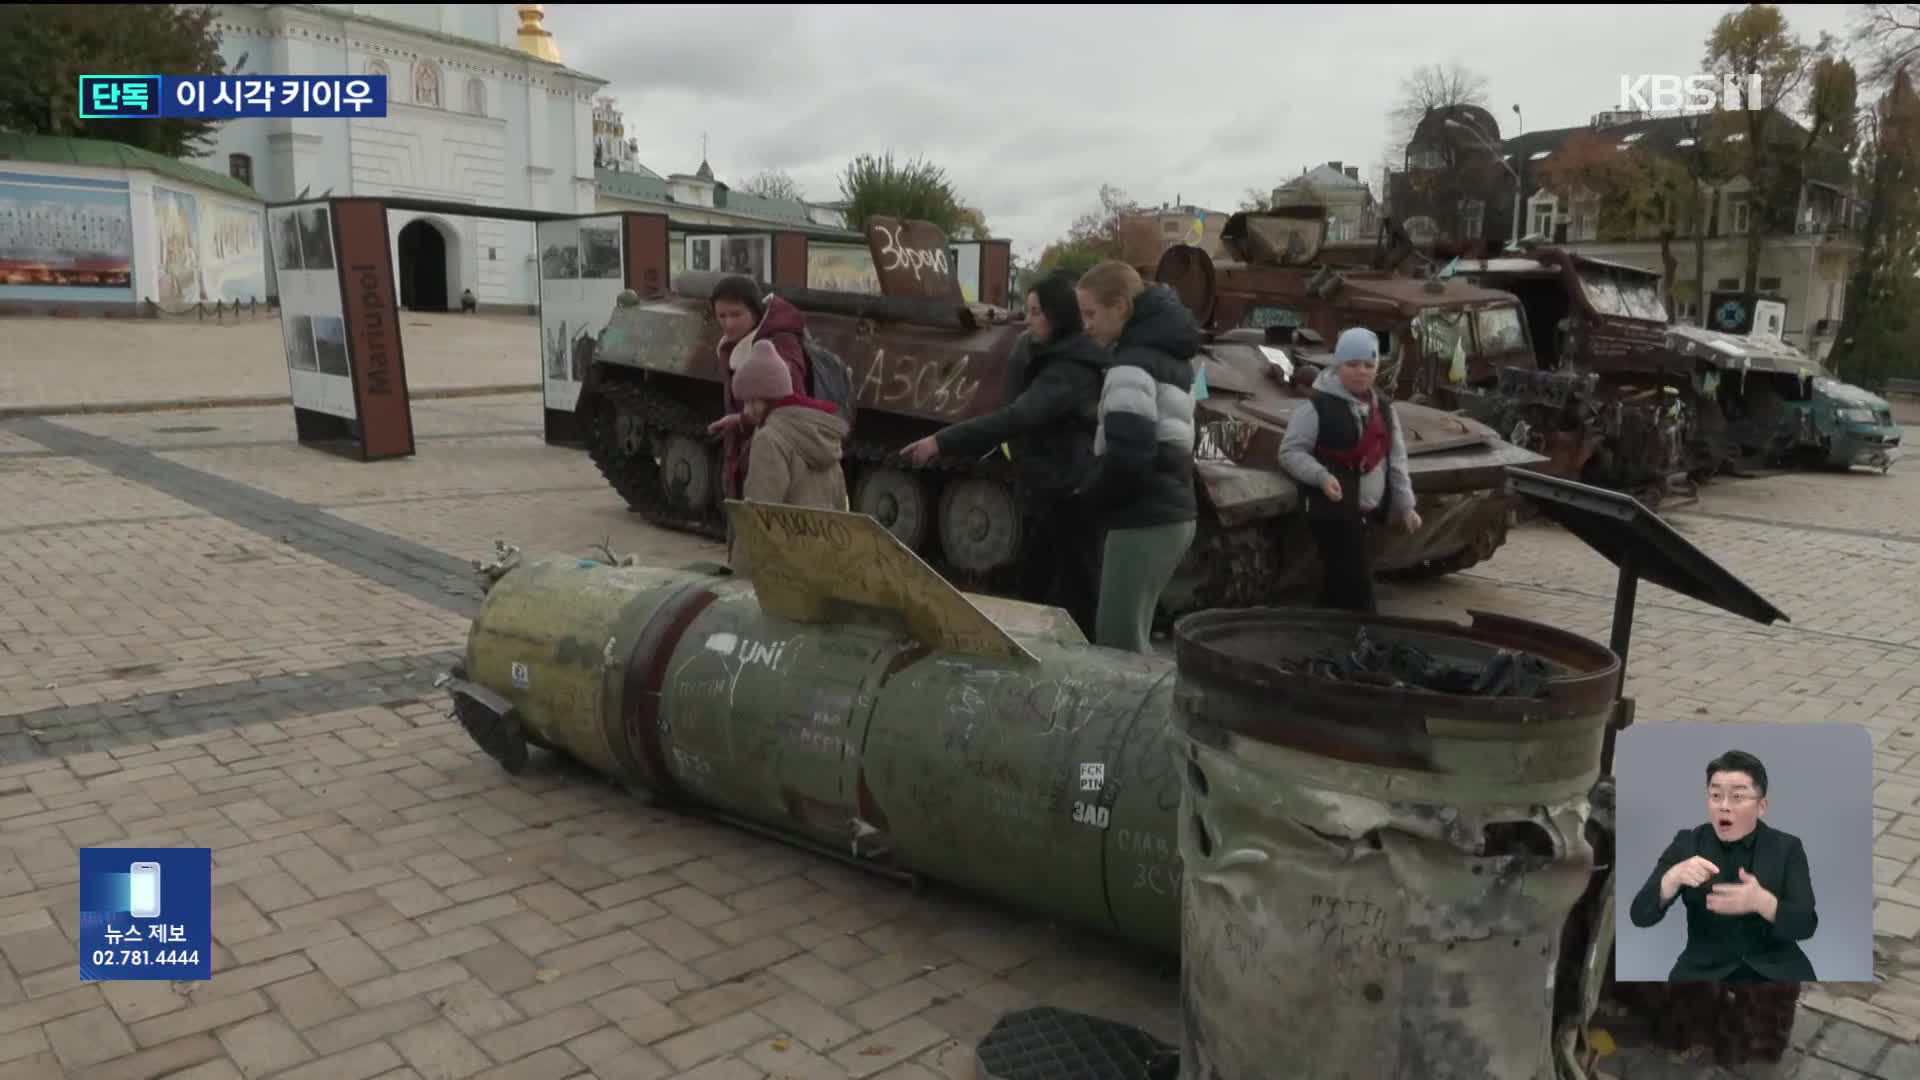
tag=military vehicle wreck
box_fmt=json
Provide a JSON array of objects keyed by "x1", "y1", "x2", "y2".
[
  {"x1": 1144, "y1": 210, "x2": 1666, "y2": 528},
  {"x1": 1666, "y1": 325, "x2": 1901, "y2": 473},
  {"x1": 578, "y1": 216, "x2": 1545, "y2": 620}
]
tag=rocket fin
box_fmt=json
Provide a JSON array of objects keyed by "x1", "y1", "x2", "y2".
[{"x1": 725, "y1": 499, "x2": 1037, "y2": 665}]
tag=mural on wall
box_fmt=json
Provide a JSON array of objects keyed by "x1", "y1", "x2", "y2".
[
  {"x1": 153, "y1": 187, "x2": 203, "y2": 305},
  {"x1": 538, "y1": 216, "x2": 626, "y2": 413},
  {"x1": 807, "y1": 243, "x2": 880, "y2": 294},
  {"x1": 151, "y1": 187, "x2": 268, "y2": 305},
  {"x1": 0, "y1": 171, "x2": 134, "y2": 299},
  {"x1": 201, "y1": 201, "x2": 266, "y2": 302}
]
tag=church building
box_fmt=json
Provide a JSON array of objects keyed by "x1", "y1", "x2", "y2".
[{"x1": 195, "y1": 3, "x2": 603, "y2": 311}]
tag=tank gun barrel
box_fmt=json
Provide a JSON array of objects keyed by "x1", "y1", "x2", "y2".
[{"x1": 669, "y1": 269, "x2": 993, "y2": 332}]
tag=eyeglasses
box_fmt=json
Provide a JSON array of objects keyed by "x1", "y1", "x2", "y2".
[{"x1": 1707, "y1": 791, "x2": 1756, "y2": 807}]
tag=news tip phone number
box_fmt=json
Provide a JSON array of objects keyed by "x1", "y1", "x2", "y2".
[
  {"x1": 90, "y1": 949, "x2": 201, "y2": 967},
  {"x1": 79, "y1": 75, "x2": 388, "y2": 119}
]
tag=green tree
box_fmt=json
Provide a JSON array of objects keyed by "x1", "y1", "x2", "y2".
[
  {"x1": 1701, "y1": 5, "x2": 1856, "y2": 314},
  {"x1": 837, "y1": 152, "x2": 973, "y2": 237},
  {"x1": 1035, "y1": 184, "x2": 1138, "y2": 274},
  {"x1": 0, "y1": 4, "x2": 241, "y2": 158},
  {"x1": 953, "y1": 204, "x2": 991, "y2": 240},
  {"x1": 1034, "y1": 237, "x2": 1106, "y2": 275},
  {"x1": 1827, "y1": 69, "x2": 1920, "y2": 385}
]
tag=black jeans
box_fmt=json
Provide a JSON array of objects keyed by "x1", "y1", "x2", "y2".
[
  {"x1": 1308, "y1": 515, "x2": 1377, "y2": 614},
  {"x1": 1018, "y1": 501, "x2": 1100, "y2": 640}
]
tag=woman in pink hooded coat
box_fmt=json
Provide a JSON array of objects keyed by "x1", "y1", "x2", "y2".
[{"x1": 704, "y1": 275, "x2": 810, "y2": 500}]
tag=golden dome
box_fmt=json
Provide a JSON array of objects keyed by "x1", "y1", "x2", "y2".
[{"x1": 514, "y1": 5, "x2": 562, "y2": 64}]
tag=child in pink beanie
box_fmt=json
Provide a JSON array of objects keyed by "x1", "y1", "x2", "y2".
[{"x1": 733, "y1": 339, "x2": 850, "y2": 515}]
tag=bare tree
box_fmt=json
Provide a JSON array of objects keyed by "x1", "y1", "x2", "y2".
[
  {"x1": 739, "y1": 168, "x2": 803, "y2": 202},
  {"x1": 1387, "y1": 62, "x2": 1490, "y2": 164},
  {"x1": 1856, "y1": 3, "x2": 1920, "y2": 87}
]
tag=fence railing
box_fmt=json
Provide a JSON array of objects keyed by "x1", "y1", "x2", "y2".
[{"x1": 141, "y1": 297, "x2": 277, "y2": 322}]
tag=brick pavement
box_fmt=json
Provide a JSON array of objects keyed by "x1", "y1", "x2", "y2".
[
  {"x1": 1, "y1": 389, "x2": 1918, "y2": 1077},
  {"x1": 0, "y1": 312, "x2": 539, "y2": 415}
]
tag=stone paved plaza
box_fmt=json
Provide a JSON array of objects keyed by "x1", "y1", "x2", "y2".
[{"x1": 1, "y1": 320, "x2": 1919, "y2": 1078}]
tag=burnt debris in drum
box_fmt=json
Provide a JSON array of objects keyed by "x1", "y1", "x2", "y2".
[{"x1": 1238, "y1": 626, "x2": 1557, "y2": 697}]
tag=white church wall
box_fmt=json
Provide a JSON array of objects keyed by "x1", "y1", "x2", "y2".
[
  {"x1": 544, "y1": 93, "x2": 573, "y2": 208},
  {"x1": 462, "y1": 5, "x2": 501, "y2": 46},
  {"x1": 195, "y1": 3, "x2": 597, "y2": 308}
]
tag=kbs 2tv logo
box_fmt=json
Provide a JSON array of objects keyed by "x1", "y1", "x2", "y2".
[{"x1": 1618, "y1": 74, "x2": 1763, "y2": 113}]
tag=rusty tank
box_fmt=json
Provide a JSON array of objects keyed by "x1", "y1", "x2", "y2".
[{"x1": 577, "y1": 215, "x2": 1546, "y2": 620}]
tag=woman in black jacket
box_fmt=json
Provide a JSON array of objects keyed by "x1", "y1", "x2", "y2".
[
  {"x1": 902, "y1": 271, "x2": 1105, "y2": 637},
  {"x1": 1072, "y1": 260, "x2": 1200, "y2": 653}
]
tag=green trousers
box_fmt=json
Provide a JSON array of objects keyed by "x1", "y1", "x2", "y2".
[{"x1": 1095, "y1": 519, "x2": 1198, "y2": 653}]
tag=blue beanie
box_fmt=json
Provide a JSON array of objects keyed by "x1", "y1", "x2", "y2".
[{"x1": 1334, "y1": 327, "x2": 1380, "y2": 364}]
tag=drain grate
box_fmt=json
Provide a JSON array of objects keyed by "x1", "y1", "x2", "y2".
[{"x1": 975, "y1": 1007, "x2": 1178, "y2": 1080}]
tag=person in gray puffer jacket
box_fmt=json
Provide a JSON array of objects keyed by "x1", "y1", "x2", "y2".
[
  {"x1": 1073, "y1": 260, "x2": 1200, "y2": 653},
  {"x1": 1277, "y1": 327, "x2": 1423, "y2": 614}
]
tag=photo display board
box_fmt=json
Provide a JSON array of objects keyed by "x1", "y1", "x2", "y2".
[
  {"x1": 537, "y1": 214, "x2": 627, "y2": 414},
  {"x1": 685, "y1": 233, "x2": 772, "y2": 287},
  {"x1": 268, "y1": 201, "x2": 355, "y2": 421}
]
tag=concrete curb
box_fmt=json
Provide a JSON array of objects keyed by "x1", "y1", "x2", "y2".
[{"x1": 0, "y1": 383, "x2": 540, "y2": 419}]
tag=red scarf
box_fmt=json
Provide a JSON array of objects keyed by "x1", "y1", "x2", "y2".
[
  {"x1": 766, "y1": 394, "x2": 838, "y2": 417},
  {"x1": 1317, "y1": 394, "x2": 1391, "y2": 474}
]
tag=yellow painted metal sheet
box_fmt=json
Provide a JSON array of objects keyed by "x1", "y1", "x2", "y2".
[{"x1": 726, "y1": 499, "x2": 1036, "y2": 664}]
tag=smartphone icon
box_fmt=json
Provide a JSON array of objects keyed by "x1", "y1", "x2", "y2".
[{"x1": 128, "y1": 862, "x2": 161, "y2": 919}]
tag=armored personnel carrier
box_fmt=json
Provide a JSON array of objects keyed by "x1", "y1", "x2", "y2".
[{"x1": 577, "y1": 217, "x2": 1545, "y2": 619}]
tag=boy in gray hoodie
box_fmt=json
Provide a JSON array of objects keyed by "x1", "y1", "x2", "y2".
[{"x1": 1277, "y1": 327, "x2": 1423, "y2": 613}]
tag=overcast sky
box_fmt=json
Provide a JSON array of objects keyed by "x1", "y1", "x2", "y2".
[{"x1": 543, "y1": 3, "x2": 1865, "y2": 259}]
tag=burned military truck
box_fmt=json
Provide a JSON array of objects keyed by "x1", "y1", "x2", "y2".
[
  {"x1": 1419, "y1": 247, "x2": 1704, "y2": 498},
  {"x1": 577, "y1": 216, "x2": 1545, "y2": 619}
]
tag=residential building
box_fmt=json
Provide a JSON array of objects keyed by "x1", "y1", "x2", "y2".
[
  {"x1": 1388, "y1": 104, "x2": 1861, "y2": 358},
  {"x1": 1273, "y1": 161, "x2": 1378, "y2": 243}
]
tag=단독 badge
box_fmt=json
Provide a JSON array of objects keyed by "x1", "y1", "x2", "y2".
[{"x1": 79, "y1": 848, "x2": 212, "y2": 981}]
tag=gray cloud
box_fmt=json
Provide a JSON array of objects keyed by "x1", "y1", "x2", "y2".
[{"x1": 545, "y1": 3, "x2": 1863, "y2": 259}]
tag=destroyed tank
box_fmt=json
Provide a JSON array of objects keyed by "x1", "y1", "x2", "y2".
[{"x1": 577, "y1": 216, "x2": 1546, "y2": 620}]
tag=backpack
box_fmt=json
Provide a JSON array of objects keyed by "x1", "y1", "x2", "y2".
[{"x1": 799, "y1": 333, "x2": 858, "y2": 425}]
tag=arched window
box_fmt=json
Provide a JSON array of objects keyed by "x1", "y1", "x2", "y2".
[
  {"x1": 464, "y1": 77, "x2": 485, "y2": 116},
  {"x1": 413, "y1": 61, "x2": 441, "y2": 108}
]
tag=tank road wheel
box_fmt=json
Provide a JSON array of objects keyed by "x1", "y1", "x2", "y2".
[
  {"x1": 580, "y1": 390, "x2": 665, "y2": 515},
  {"x1": 660, "y1": 434, "x2": 719, "y2": 515},
  {"x1": 937, "y1": 478, "x2": 1023, "y2": 575},
  {"x1": 853, "y1": 467, "x2": 933, "y2": 551}
]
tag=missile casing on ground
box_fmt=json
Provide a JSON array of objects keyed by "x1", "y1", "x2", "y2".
[
  {"x1": 454, "y1": 510, "x2": 1190, "y2": 953},
  {"x1": 451, "y1": 504, "x2": 1619, "y2": 990}
]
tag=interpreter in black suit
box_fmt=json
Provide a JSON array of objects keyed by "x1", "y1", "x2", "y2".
[{"x1": 1628, "y1": 750, "x2": 1819, "y2": 982}]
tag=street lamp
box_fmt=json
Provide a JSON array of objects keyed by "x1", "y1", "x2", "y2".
[{"x1": 1447, "y1": 115, "x2": 1524, "y2": 250}]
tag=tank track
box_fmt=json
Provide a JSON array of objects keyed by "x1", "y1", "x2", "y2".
[
  {"x1": 582, "y1": 374, "x2": 1012, "y2": 554},
  {"x1": 584, "y1": 375, "x2": 1509, "y2": 611}
]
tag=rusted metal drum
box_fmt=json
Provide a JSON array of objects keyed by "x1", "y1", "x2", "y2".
[{"x1": 1169, "y1": 607, "x2": 1620, "y2": 1080}]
